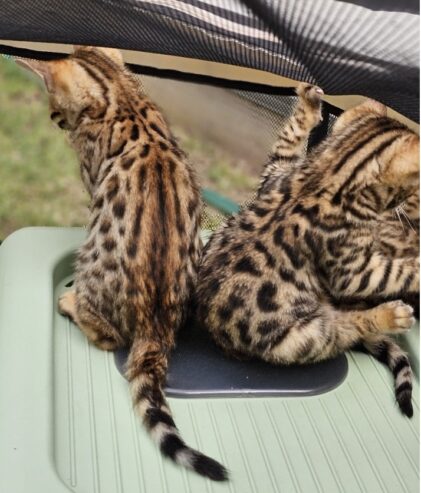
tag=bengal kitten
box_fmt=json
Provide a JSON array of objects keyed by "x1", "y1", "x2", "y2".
[
  {"x1": 17, "y1": 47, "x2": 227, "y2": 481},
  {"x1": 197, "y1": 83, "x2": 419, "y2": 417}
]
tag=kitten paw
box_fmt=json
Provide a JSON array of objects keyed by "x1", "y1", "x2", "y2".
[
  {"x1": 295, "y1": 83, "x2": 324, "y2": 127},
  {"x1": 58, "y1": 290, "x2": 77, "y2": 322},
  {"x1": 93, "y1": 337, "x2": 122, "y2": 351},
  {"x1": 296, "y1": 83, "x2": 324, "y2": 107},
  {"x1": 376, "y1": 300, "x2": 415, "y2": 334}
]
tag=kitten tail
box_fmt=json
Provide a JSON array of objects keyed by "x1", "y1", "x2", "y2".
[
  {"x1": 362, "y1": 335, "x2": 413, "y2": 417},
  {"x1": 126, "y1": 338, "x2": 229, "y2": 481}
]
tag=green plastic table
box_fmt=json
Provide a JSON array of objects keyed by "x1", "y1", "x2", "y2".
[{"x1": 0, "y1": 228, "x2": 418, "y2": 493}]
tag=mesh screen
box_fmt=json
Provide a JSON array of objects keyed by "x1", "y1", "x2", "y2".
[
  {"x1": 201, "y1": 204, "x2": 227, "y2": 231},
  {"x1": 136, "y1": 74, "x2": 339, "y2": 231}
]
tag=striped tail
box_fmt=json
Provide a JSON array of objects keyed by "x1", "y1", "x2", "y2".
[
  {"x1": 362, "y1": 335, "x2": 413, "y2": 417},
  {"x1": 126, "y1": 338, "x2": 228, "y2": 481}
]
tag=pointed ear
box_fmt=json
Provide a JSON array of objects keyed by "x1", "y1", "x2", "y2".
[
  {"x1": 15, "y1": 58, "x2": 54, "y2": 92},
  {"x1": 72, "y1": 45, "x2": 124, "y2": 66},
  {"x1": 96, "y1": 47, "x2": 124, "y2": 66},
  {"x1": 356, "y1": 99, "x2": 387, "y2": 116},
  {"x1": 380, "y1": 133, "x2": 419, "y2": 189}
]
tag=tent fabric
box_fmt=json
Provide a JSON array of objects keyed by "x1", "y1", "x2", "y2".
[{"x1": 0, "y1": 0, "x2": 419, "y2": 122}]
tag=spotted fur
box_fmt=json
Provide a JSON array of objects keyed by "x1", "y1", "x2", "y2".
[
  {"x1": 18, "y1": 46, "x2": 227, "y2": 481},
  {"x1": 197, "y1": 84, "x2": 419, "y2": 417}
]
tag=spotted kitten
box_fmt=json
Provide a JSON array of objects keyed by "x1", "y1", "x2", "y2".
[
  {"x1": 17, "y1": 46, "x2": 227, "y2": 481},
  {"x1": 197, "y1": 83, "x2": 419, "y2": 417}
]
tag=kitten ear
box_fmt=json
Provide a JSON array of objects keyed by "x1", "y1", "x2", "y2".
[
  {"x1": 72, "y1": 45, "x2": 124, "y2": 66},
  {"x1": 96, "y1": 47, "x2": 124, "y2": 66},
  {"x1": 15, "y1": 58, "x2": 54, "y2": 92},
  {"x1": 356, "y1": 99, "x2": 387, "y2": 116},
  {"x1": 380, "y1": 133, "x2": 419, "y2": 189}
]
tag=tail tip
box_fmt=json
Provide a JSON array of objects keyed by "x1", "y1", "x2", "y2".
[
  {"x1": 193, "y1": 454, "x2": 229, "y2": 482},
  {"x1": 398, "y1": 390, "x2": 413, "y2": 418}
]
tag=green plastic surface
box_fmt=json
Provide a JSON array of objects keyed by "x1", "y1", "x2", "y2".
[{"x1": 0, "y1": 227, "x2": 419, "y2": 493}]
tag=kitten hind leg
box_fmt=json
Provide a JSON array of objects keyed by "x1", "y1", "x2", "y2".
[
  {"x1": 267, "y1": 300, "x2": 414, "y2": 365},
  {"x1": 59, "y1": 290, "x2": 125, "y2": 351}
]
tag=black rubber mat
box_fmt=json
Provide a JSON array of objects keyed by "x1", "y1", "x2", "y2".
[{"x1": 114, "y1": 324, "x2": 348, "y2": 398}]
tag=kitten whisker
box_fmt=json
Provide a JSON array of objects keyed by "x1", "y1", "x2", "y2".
[
  {"x1": 401, "y1": 207, "x2": 416, "y2": 232},
  {"x1": 394, "y1": 206, "x2": 405, "y2": 232}
]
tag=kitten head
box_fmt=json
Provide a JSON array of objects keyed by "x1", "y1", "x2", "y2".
[
  {"x1": 326, "y1": 99, "x2": 419, "y2": 209},
  {"x1": 16, "y1": 46, "x2": 125, "y2": 131}
]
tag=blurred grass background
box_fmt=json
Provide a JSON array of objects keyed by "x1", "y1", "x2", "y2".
[
  {"x1": 0, "y1": 56, "x2": 258, "y2": 239},
  {"x1": 0, "y1": 56, "x2": 89, "y2": 237}
]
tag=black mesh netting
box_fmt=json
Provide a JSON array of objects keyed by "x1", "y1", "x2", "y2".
[
  {"x1": 0, "y1": 0, "x2": 419, "y2": 121},
  {"x1": 136, "y1": 73, "x2": 339, "y2": 231}
]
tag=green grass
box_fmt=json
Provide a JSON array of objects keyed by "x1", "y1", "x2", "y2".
[
  {"x1": 0, "y1": 56, "x2": 256, "y2": 240},
  {"x1": 0, "y1": 56, "x2": 89, "y2": 239}
]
